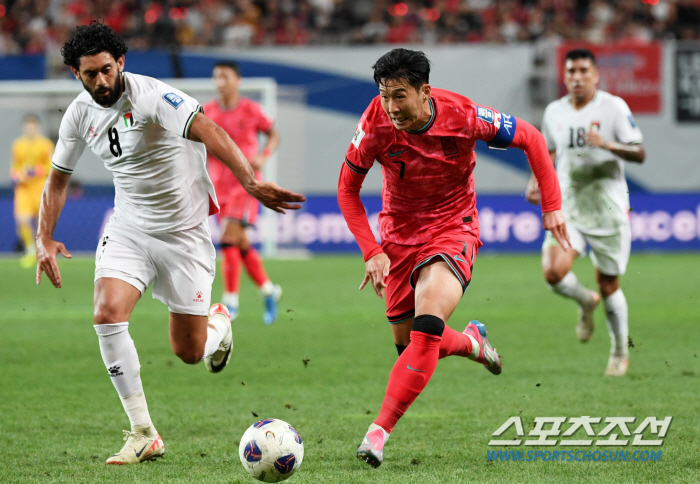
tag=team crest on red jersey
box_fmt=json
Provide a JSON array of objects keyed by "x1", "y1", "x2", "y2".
[{"x1": 440, "y1": 137, "x2": 458, "y2": 156}]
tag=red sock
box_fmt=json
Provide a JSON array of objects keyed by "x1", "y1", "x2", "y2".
[
  {"x1": 222, "y1": 246, "x2": 241, "y2": 294},
  {"x1": 374, "y1": 331, "x2": 441, "y2": 433},
  {"x1": 438, "y1": 325, "x2": 473, "y2": 359},
  {"x1": 240, "y1": 248, "x2": 269, "y2": 287}
]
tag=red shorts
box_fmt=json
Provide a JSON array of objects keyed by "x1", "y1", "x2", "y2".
[
  {"x1": 382, "y1": 228, "x2": 481, "y2": 324},
  {"x1": 213, "y1": 172, "x2": 262, "y2": 227}
]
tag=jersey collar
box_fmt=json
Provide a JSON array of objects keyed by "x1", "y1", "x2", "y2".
[{"x1": 406, "y1": 97, "x2": 437, "y2": 135}]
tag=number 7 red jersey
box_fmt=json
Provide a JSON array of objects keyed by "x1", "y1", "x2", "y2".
[{"x1": 338, "y1": 88, "x2": 561, "y2": 259}]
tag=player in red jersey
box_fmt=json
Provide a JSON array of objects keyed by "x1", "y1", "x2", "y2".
[
  {"x1": 338, "y1": 48, "x2": 570, "y2": 468},
  {"x1": 204, "y1": 61, "x2": 282, "y2": 324}
]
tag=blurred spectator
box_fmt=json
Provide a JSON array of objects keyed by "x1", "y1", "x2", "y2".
[
  {"x1": 275, "y1": 16, "x2": 309, "y2": 44},
  {"x1": 0, "y1": 0, "x2": 693, "y2": 54},
  {"x1": 356, "y1": 7, "x2": 389, "y2": 43},
  {"x1": 385, "y1": 14, "x2": 418, "y2": 43},
  {"x1": 222, "y1": 16, "x2": 255, "y2": 47}
]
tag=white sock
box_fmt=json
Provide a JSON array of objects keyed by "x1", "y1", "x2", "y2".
[
  {"x1": 94, "y1": 323, "x2": 153, "y2": 431},
  {"x1": 368, "y1": 423, "x2": 391, "y2": 443},
  {"x1": 549, "y1": 272, "x2": 594, "y2": 307},
  {"x1": 222, "y1": 292, "x2": 239, "y2": 308},
  {"x1": 202, "y1": 313, "x2": 228, "y2": 359},
  {"x1": 260, "y1": 280, "x2": 274, "y2": 297},
  {"x1": 604, "y1": 289, "x2": 629, "y2": 356}
]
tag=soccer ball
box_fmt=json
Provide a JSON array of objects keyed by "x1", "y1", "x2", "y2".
[{"x1": 239, "y1": 418, "x2": 304, "y2": 482}]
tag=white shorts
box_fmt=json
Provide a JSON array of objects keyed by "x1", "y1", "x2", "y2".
[
  {"x1": 543, "y1": 223, "x2": 631, "y2": 276},
  {"x1": 95, "y1": 219, "x2": 216, "y2": 316}
]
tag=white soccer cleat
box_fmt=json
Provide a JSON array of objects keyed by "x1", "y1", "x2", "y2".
[
  {"x1": 106, "y1": 427, "x2": 164, "y2": 464},
  {"x1": 576, "y1": 291, "x2": 600, "y2": 342},
  {"x1": 605, "y1": 353, "x2": 630, "y2": 377},
  {"x1": 205, "y1": 303, "x2": 233, "y2": 373}
]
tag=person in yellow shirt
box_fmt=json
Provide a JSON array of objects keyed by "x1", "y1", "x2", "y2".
[{"x1": 10, "y1": 115, "x2": 54, "y2": 267}]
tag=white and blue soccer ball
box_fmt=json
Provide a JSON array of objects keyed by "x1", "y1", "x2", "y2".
[{"x1": 239, "y1": 418, "x2": 304, "y2": 482}]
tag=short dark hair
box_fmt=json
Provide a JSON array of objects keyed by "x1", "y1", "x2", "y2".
[
  {"x1": 372, "y1": 48, "x2": 430, "y2": 91},
  {"x1": 214, "y1": 60, "x2": 241, "y2": 77},
  {"x1": 61, "y1": 21, "x2": 128, "y2": 69},
  {"x1": 565, "y1": 48, "x2": 596, "y2": 65}
]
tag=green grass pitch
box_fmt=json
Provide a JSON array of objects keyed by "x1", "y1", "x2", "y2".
[{"x1": 0, "y1": 253, "x2": 699, "y2": 483}]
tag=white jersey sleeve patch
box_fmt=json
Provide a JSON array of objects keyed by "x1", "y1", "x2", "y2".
[
  {"x1": 148, "y1": 81, "x2": 203, "y2": 139},
  {"x1": 163, "y1": 92, "x2": 185, "y2": 109}
]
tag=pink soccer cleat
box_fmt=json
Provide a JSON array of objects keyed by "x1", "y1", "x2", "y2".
[
  {"x1": 464, "y1": 320, "x2": 503, "y2": 375},
  {"x1": 357, "y1": 428, "x2": 385, "y2": 468}
]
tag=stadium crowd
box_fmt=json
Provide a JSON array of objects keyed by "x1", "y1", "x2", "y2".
[{"x1": 0, "y1": 0, "x2": 694, "y2": 54}]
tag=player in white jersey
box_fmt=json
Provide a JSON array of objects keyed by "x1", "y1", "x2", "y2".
[
  {"x1": 526, "y1": 48, "x2": 645, "y2": 377},
  {"x1": 34, "y1": 22, "x2": 304, "y2": 464}
]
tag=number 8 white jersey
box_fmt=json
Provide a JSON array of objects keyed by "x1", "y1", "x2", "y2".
[
  {"x1": 52, "y1": 72, "x2": 219, "y2": 234},
  {"x1": 542, "y1": 90, "x2": 643, "y2": 235}
]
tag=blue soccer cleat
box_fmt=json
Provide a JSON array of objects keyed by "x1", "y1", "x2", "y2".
[
  {"x1": 263, "y1": 284, "x2": 282, "y2": 325},
  {"x1": 226, "y1": 304, "x2": 239, "y2": 322}
]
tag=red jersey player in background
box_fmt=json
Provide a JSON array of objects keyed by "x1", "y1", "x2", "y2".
[
  {"x1": 204, "y1": 61, "x2": 282, "y2": 324},
  {"x1": 338, "y1": 48, "x2": 570, "y2": 468}
]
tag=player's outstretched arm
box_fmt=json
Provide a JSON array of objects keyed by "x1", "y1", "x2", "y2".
[
  {"x1": 188, "y1": 114, "x2": 305, "y2": 213},
  {"x1": 36, "y1": 169, "x2": 73, "y2": 288}
]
